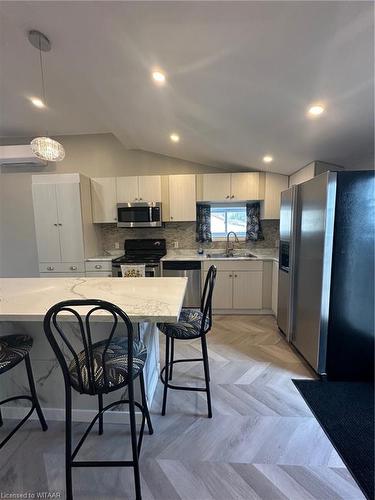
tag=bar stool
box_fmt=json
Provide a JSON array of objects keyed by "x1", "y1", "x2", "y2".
[
  {"x1": 0, "y1": 334, "x2": 48, "y2": 448},
  {"x1": 43, "y1": 299, "x2": 153, "y2": 500},
  {"x1": 157, "y1": 265, "x2": 217, "y2": 418}
]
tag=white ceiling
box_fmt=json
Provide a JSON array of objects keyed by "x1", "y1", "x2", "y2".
[{"x1": 0, "y1": 1, "x2": 373, "y2": 174}]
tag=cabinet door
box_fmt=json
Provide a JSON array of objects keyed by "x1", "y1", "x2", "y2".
[
  {"x1": 272, "y1": 261, "x2": 279, "y2": 315},
  {"x1": 138, "y1": 176, "x2": 161, "y2": 202},
  {"x1": 202, "y1": 174, "x2": 231, "y2": 201},
  {"x1": 91, "y1": 178, "x2": 117, "y2": 223},
  {"x1": 32, "y1": 183, "x2": 61, "y2": 263},
  {"x1": 231, "y1": 173, "x2": 261, "y2": 200},
  {"x1": 116, "y1": 176, "x2": 139, "y2": 202},
  {"x1": 56, "y1": 183, "x2": 84, "y2": 262},
  {"x1": 233, "y1": 271, "x2": 263, "y2": 309},
  {"x1": 263, "y1": 173, "x2": 289, "y2": 219},
  {"x1": 168, "y1": 175, "x2": 196, "y2": 221},
  {"x1": 210, "y1": 271, "x2": 233, "y2": 309}
]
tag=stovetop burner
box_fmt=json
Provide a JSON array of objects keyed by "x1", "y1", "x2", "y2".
[{"x1": 111, "y1": 238, "x2": 167, "y2": 266}]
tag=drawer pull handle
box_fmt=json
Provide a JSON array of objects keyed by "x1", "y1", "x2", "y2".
[
  {"x1": 234, "y1": 274, "x2": 238, "y2": 277},
  {"x1": 225, "y1": 195, "x2": 230, "y2": 199},
  {"x1": 95, "y1": 264, "x2": 102, "y2": 269},
  {"x1": 70, "y1": 266, "x2": 77, "y2": 270},
  {"x1": 231, "y1": 195, "x2": 235, "y2": 199},
  {"x1": 229, "y1": 274, "x2": 232, "y2": 278},
  {"x1": 47, "y1": 266, "x2": 54, "y2": 271}
]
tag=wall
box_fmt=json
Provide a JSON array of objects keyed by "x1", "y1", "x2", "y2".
[
  {"x1": 0, "y1": 133, "x2": 247, "y2": 277},
  {"x1": 100, "y1": 220, "x2": 279, "y2": 252}
]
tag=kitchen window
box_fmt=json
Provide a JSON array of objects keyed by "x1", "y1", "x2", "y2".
[{"x1": 211, "y1": 205, "x2": 247, "y2": 239}]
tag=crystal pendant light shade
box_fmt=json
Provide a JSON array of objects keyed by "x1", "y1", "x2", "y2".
[
  {"x1": 28, "y1": 30, "x2": 66, "y2": 163},
  {"x1": 31, "y1": 137, "x2": 65, "y2": 162}
]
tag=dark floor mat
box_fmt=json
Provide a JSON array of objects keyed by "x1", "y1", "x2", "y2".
[{"x1": 293, "y1": 380, "x2": 374, "y2": 500}]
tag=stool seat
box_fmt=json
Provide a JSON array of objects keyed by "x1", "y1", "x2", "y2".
[
  {"x1": 157, "y1": 308, "x2": 210, "y2": 340},
  {"x1": 68, "y1": 337, "x2": 147, "y2": 395},
  {"x1": 0, "y1": 335, "x2": 33, "y2": 375}
]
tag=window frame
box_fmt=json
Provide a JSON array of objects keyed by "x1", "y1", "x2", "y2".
[{"x1": 210, "y1": 204, "x2": 247, "y2": 240}]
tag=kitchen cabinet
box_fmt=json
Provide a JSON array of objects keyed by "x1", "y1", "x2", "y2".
[
  {"x1": 116, "y1": 175, "x2": 161, "y2": 203},
  {"x1": 168, "y1": 175, "x2": 196, "y2": 221},
  {"x1": 232, "y1": 271, "x2": 263, "y2": 309},
  {"x1": 202, "y1": 260, "x2": 264, "y2": 311},
  {"x1": 91, "y1": 177, "x2": 117, "y2": 223},
  {"x1": 261, "y1": 172, "x2": 289, "y2": 219},
  {"x1": 32, "y1": 174, "x2": 100, "y2": 274},
  {"x1": 85, "y1": 260, "x2": 112, "y2": 277},
  {"x1": 200, "y1": 173, "x2": 264, "y2": 202},
  {"x1": 289, "y1": 161, "x2": 343, "y2": 187},
  {"x1": 202, "y1": 174, "x2": 231, "y2": 201},
  {"x1": 272, "y1": 260, "x2": 279, "y2": 316}
]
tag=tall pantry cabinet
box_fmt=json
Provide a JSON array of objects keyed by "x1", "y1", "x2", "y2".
[{"x1": 32, "y1": 173, "x2": 100, "y2": 277}]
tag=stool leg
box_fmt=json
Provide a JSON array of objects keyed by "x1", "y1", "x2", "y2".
[
  {"x1": 0, "y1": 408, "x2": 3, "y2": 427},
  {"x1": 161, "y1": 336, "x2": 170, "y2": 416},
  {"x1": 139, "y1": 372, "x2": 153, "y2": 435},
  {"x1": 201, "y1": 335, "x2": 212, "y2": 418},
  {"x1": 169, "y1": 338, "x2": 175, "y2": 380},
  {"x1": 98, "y1": 394, "x2": 104, "y2": 435},
  {"x1": 128, "y1": 382, "x2": 142, "y2": 500},
  {"x1": 65, "y1": 385, "x2": 73, "y2": 500},
  {"x1": 24, "y1": 354, "x2": 48, "y2": 431}
]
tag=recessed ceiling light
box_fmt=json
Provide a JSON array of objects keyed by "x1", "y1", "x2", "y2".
[
  {"x1": 30, "y1": 97, "x2": 45, "y2": 108},
  {"x1": 152, "y1": 70, "x2": 166, "y2": 84},
  {"x1": 263, "y1": 155, "x2": 273, "y2": 163},
  {"x1": 308, "y1": 104, "x2": 325, "y2": 116},
  {"x1": 170, "y1": 133, "x2": 180, "y2": 143}
]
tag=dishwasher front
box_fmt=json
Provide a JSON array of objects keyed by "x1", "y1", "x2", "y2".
[{"x1": 162, "y1": 260, "x2": 201, "y2": 308}]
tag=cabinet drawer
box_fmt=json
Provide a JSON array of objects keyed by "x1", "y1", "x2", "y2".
[
  {"x1": 85, "y1": 271, "x2": 113, "y2": 277},
  {"x1": 39, "y1": 262, "x2": 85, "y2": 273},
  {"x1": 85, "y1": 261, "x2": 112, "y2": 272},
  {"x1": 203, "y1": 260, "x2": 263, "y2": 272}
]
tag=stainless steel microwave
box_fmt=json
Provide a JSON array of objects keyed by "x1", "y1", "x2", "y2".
[{"x1": 117, "y1": 202, "x2": 162, "y2": 228}]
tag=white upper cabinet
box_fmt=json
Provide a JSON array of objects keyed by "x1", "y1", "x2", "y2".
[
  {"x1": 201, "y1": 173, "x2": 263, "y2": 202},
  {"x1": 262, "y1": 173, "x2": 289, "y2": 219},
  {"x1": 138, "y1": 175, "x2": 161, "y2": 202},
  {"x1": 116, "y1": 175, "x2": 161, "y2": 203},
  {"x1": 32, "y1": 174, "x2": 96, "y2": 265},
  {"x1": 231, "y1": 173, "x2": 262, "y2": 200},
  {"x1": 91, "y1": 177, "x2": 117, "y2": 223},
  {"x1": 116, "y1": 176, "x2": 138, "y2": 202},
  {"x1": 168, "y1": 174, "x2": 196, "y2": 221},
  {"x1": 202, "y1": 174, "x2": 231, "y2": 201}
]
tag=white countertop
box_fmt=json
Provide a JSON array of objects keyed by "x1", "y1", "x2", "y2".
[
  {"x1": 0, "y1": 277, "x2": 187, "y2": 323},
  {"x1": 161, "y1": 248, "x2": 278, "y2": 262}
]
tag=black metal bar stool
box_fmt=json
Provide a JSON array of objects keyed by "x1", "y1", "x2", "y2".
[
  {"x1": 43, "y1": 299, "x2": 153, "y2": 500},
  {"x1": 0, "y1": 334, "x2": 48, "y2": 448},
  {"x1": 157, "y1": 265, "x2": 217, "y2": 418}
]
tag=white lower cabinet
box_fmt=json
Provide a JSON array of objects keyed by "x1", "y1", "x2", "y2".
[{"x1": 203, "y1": 260, "x2": 264, "y2": 312}]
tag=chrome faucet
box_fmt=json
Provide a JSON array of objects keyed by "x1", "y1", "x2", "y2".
[{"x1": 226, "y1": 231, "x2": 239, "y2": 256}]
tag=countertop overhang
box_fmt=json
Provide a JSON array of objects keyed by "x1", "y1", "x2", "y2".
[{"x1": 0, "y1": 277, "x2": 187, "y2": 323}]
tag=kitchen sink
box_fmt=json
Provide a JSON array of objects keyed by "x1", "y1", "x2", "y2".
[{"x1": 205, "y1": 252, "x2": 257, "y2": 259}]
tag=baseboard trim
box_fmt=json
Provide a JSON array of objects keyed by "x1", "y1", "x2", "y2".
[
  {"x1": 1, "y1": 406, "x2": 144, "y2": 424},
  {"x1": 213, "y1": 309, "x2": 274, "y2": 315}
]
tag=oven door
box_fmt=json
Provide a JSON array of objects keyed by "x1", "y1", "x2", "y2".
[
  {"x1": 112, "y1": 263, "x2": 161, "y2": 277},
  {"x1": 117, "y1": 203, "x2": 162, "y2": 228}
]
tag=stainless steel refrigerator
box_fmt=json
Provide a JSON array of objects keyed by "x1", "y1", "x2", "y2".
[{"x1": 277, "y1": 170, "x2": 374, "y2": 380}]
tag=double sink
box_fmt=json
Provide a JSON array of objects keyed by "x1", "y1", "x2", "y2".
[{"x1": 205, "y1": 251, "x2": 257, "y2": 259}]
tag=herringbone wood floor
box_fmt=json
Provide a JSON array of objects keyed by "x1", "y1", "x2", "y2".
[{"x1": 0, "y1": 315, "x2": 364, "y2": 499}]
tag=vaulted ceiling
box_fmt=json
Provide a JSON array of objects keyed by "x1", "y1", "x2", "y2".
[{"x1": 0, "y1": 1, "x2": 373, "y2": 174}]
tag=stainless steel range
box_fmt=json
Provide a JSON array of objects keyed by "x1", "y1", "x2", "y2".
[{"x1": 111, "y1": 239, "x2": 167, "y2": 277}]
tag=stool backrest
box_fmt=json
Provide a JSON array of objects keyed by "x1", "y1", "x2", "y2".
[
  {"x1": 43, "y1": 299, "x2": 134, "y2": 395},
  {"x1": 200, "y1": 265, "x2": 217, "y2": 334}
]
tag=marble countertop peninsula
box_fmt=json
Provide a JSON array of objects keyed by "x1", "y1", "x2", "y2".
[
  {"x1": 161, "y1": 248, "x2": 279, "y2": 262},
  {"x1": 0, "y1": 277, "x2": 187, "y2": 323}
]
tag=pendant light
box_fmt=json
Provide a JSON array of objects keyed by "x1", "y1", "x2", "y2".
[{"x1": 28, "y1": 30, "x2": 65, "y2": 162}]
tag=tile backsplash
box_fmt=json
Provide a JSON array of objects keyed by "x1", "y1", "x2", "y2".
[{"x1": 100, "y1": 220, "x2": 279, "y2": 251}]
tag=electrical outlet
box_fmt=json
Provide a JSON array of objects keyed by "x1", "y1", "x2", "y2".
[
  {"x1": 173, "y1": 241, "x2": 179, "y2": 249},
  {"x1": 114, "y1": 242, "x2": 120, "y2": 249}
]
